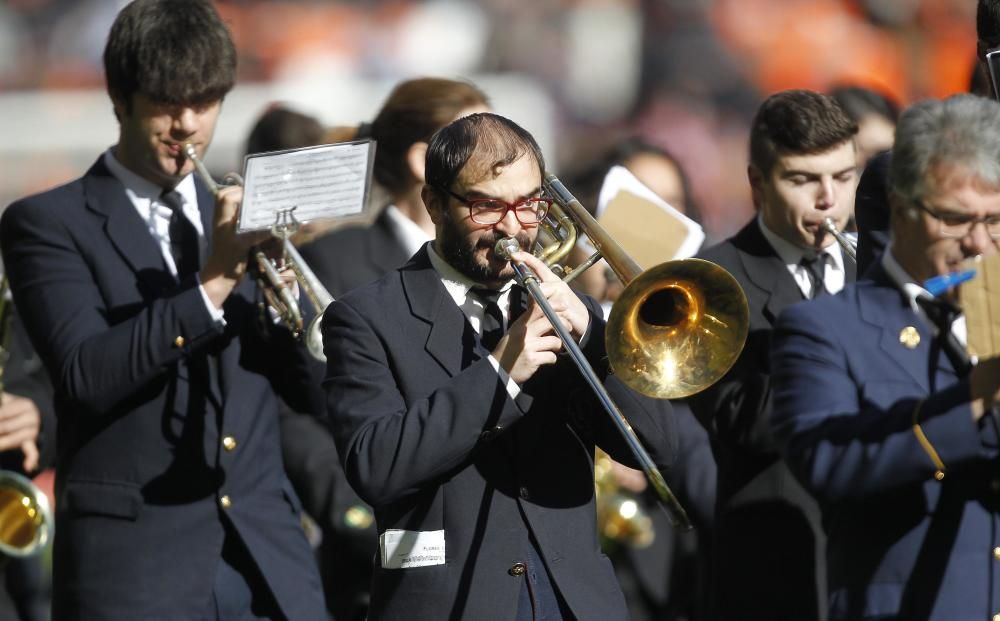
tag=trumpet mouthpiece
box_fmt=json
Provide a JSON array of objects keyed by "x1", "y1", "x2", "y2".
[
  {"x1": 494, "y1": 237, "x2": 521, "y2": 260},
  {"x1": 182, "y1": 143, "x2": 198, "y2": 161}
]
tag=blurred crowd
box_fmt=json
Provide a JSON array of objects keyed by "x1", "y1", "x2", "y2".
[{"x1": 0, "y1": 0, "x2": 979, "y2": 240}]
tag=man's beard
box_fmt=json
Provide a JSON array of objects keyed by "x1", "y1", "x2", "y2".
[{"x1": 437, "y1": 214, "x2": 532, "y2": 285}]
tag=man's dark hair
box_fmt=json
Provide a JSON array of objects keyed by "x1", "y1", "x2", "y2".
[
  {"x1": 104, "y1": 0, "x2": 237, "y2": 111},
  {"x1": 748, "y1": 89, "x2": 858, "y2": 177},
  {"x1": 244, "y1": 105, "x2": 325, "y2": 157},
  {"x1": 425, "y1": 113, "x2": 545, "y2": 197},
  {"x1": 979, "y1": 0, "x2": 1000, "y2": 50},
  {"x1": 371, "y1": 78, "x2": 490, "y2": 195}
]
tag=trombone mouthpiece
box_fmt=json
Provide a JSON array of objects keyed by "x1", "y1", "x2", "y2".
[{"x1": 494, "y1": 237, "x2": 521, "y2": 261}]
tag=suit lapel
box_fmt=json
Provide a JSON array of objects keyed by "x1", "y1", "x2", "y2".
[
  {"x1": 858, "y1": 265, "x2": 937, "y2": 388},
  {"x1": 734, "y1": 220, "x2": 804, "y2": 323},
  {"x1": 401, "y1": 247, "x2": 470, "y2": 376},
  {"x1": 83, "y1": 158, "x2": 167, "y2": 277}
]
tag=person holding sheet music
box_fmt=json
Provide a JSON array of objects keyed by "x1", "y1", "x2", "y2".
[
  {"x1": 0, "y1": 1, "x2": 326, "y2": 618},
  {"x1": 771, "y1": 93, "x2": 1000, "y2": 621}
]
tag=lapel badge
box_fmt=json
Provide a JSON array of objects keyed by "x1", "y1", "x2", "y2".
[{"x1": 899, "y1": 326, "x2": 921, "y2": 349}]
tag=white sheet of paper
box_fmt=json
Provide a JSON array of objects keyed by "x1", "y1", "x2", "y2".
[
  {"x1": 238, "y1": 140, "x2": 375, "y2": 233},
  {"x1": 594, "y1": 165, "x2": 705, "y2": 261},
  {"x1": 380, "y1": 529, "x2": 447, "y2": 569}
]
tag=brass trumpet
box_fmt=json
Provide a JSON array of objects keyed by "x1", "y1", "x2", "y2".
[
  {"x1": 182, "y1": 144, "x2": 334, "y2": 361},
  {"x1": 500, "y1": 173, "x2": 750, "y2": 530},
  {"x1": 823, "y1": 217, "x2": 857, "y2": 264}
]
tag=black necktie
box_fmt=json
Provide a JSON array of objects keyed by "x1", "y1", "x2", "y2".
[
  {"x1": 474, "y1": 288, "x2": 505, "y2": 351},
  {"x1": 160, "y1": 190, "x2": 200, "y2": 277},
  {"x1": 800, "y1": 253, "x2": 828, "y2": 299},
  {"x1": 915, "y1": 295, "x2": 972, "y2": 376}
]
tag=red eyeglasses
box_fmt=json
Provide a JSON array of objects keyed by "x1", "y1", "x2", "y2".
[{"x1": 440, "y1": 187, "x2": 553, "y2": 225}]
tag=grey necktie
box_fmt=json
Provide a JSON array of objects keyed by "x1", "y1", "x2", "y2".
[{"x1": 800, "y1": 253, "x2": 829, "y2": 299}]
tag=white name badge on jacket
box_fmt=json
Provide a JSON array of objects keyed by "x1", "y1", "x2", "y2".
[{"x1": 380, "y1": 529, "x2": 446, "y2": 569}]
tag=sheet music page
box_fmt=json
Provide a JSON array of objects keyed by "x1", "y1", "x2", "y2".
[
  {"x1": 588, "y1": 165, "x2": 705, "y2": 267},
  {"x1": 238, "y1": 140, "x2": 375, "y2": 233},
  {"x1": 962, "y1": 253, "x2": 1000, "y2": 360}
]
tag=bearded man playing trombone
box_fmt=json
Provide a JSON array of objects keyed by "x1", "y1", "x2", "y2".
[
  {"x1": 0, "y1": 1, "x2": 326, "y2": 618},
  {"x1": 322, "y1": 112, "x2": 677, "y2": 620}
]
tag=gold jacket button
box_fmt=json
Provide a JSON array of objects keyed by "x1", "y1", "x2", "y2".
[
  {"x1": 219, "y1": 495, "x2": 232, "y2": 509},
  {"x1": 993, "y1": 546, "x2": 1000, "y2": 561},
  {"x1": 173, "y1": 335, "x2": 185, "y2": 348},
  {"x1": 508, "y1": 562, "x2": 527, "y2": 577},
  {"x1": 222, "y1": 436, "x2": 237, "y2": 452}
]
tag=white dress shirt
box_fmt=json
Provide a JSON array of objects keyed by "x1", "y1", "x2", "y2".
[
  {"x1": 426, "y1": 243, "x2": 522, "y2": 398},
  {"x1": 103, "y1": 149, "x2": 224, "y2": 322},
  {"x1": 758, "y1": 215, "x2": 847, "y2": 297}
]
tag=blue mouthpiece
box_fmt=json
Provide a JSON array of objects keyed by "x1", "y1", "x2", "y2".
[{"x1": 924, "y1": 269, "x2": 977, "y2": 296}]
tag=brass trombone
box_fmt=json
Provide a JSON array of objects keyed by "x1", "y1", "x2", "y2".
[
  {"x1": 182, "y1": 144, "x2": 333, "y2": 361},
  {"x1": 498, "y1": 173, "x2": 750, "y2": 530}
]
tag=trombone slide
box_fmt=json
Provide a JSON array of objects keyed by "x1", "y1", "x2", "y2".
[{"x1": 495, "y1": 237, "x2": 692, "y2": 530}]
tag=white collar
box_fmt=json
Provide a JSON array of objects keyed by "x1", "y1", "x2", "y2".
[
  {"x1": 757, "y1": 214, "x2": 845, "y2": 273},
  {"x1": 383, "y1": 204, "x2": 432, "y2": 258},
  {"x1": 426, "y1": 242, "x2": 515, "y2": 312},
  {"x1": 102, "y1": 148, "x2": 199, "y2": 212}
]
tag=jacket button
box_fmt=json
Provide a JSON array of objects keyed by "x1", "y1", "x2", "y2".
[
  {"x1": 519, "y1": 486, "x2": 530, "y2": 500},
  {"x1": 480, "y1": 426, "x2": 502, "y2": 443},
  {"x1": 222, "y1": 436, "x2": 237, "y2": 451},
  {"x1": 993, "y1": 547, "x2": 1000, "y2": 561},
  {"x1": 219, "y1": 495, "x2": 232, "y2": 509},
  {"x1": 508, "y1": 562, "x2": 527, "y2": 577},
  {"x1": 173, "y1": 335, "x2": 185, "y2": 348}
]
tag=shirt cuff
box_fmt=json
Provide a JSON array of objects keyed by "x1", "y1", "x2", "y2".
[
  {"x1": 488, "y1": 354, "x2": 522, "y2": 400},
  {"x1": 196, "y1": 274, "x2": 226, "y2": 325}
]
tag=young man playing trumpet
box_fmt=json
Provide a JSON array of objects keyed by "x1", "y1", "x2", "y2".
[
  {"x1": 322, "y1": 112, "x2": 677, "y2": 620},
  {"x1": 691, "y1": 89, "x2": 859, "y2": 620},
  {"x1": 0, "y1": 1, "x2": 325, "y2": 618}
]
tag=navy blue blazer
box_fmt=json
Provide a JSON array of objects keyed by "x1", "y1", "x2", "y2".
[
  {"x1": 322, "y1": 245, "x2": 677, "y2": 621},
  {"x1": 0, "y1": 157, "x2": 326, "y2": 620},
  {"x1": 771, "y1": 263, "x2": 1000, "y2": 621}
]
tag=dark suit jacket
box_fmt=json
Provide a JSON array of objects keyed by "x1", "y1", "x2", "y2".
[
  {"x1": 322, "y1": 245, "x2": 677, "y2": 621},
  {"x1": 0, "y1": 157, "x2": 326, "y2": 620},
  {"x1": 299, "y1": 208, "x2": 412, "y2": 299},
  {"x1": 692, "y1": 218, "x2": 855, "y2": 621},
  {"x1": 771, "y1": 264, "x2": 1000, "y2": 621}
]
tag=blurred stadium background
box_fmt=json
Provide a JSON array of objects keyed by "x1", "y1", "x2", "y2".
[{"x1": 0, "y1": 0, "x2": 978, "y2": 242}]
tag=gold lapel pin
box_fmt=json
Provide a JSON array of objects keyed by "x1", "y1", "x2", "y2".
[{"x1": 899, "y1": 326, "x2": 921, "y2": 349}]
